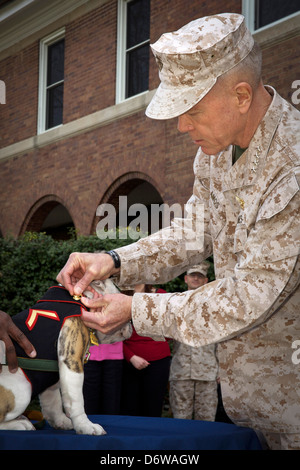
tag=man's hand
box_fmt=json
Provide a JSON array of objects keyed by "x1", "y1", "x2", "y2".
[
  {"x1": 56, "y1": 252, "x2": 118, "y2": 296},
  {"x1": 0, "y1": 310, "x2": 36, "y2": 373},
  {"x1": 81, "y1": 293, "x2": 132, "y2": 335}
]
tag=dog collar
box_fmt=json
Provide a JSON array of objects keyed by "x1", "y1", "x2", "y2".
[
  {"x1": 2, "y1": 357, "x2": 59, "y2": 372},
  {"x1": 2, "y1": 328, "x2": 100, "y2": 371}
]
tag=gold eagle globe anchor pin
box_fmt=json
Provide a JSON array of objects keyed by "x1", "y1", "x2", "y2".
[{"x1": 235, "y1": 196, "x2": 245, "y2": 210}]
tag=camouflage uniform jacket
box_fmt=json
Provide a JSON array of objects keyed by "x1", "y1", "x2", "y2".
[
  {"x1": 169, "y1": 341, "x2": 218, "y2": 381},
  {"x1": 115, "y1": 87, "x2": 300, "y2": 433}
]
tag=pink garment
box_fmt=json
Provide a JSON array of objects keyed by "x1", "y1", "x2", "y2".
[{"x1": 88, "y1": 342, "x2": 124, "y2": 361}]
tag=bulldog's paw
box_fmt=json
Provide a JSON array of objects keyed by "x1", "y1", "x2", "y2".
[
  {"x1": 73, "y1": 416, "x2": 106, "y2": 435},
  {"x1": 49, "y1": 414, "x2": 73, "y2": 430},
  {"x1": 0, "y1": 416, "x2": 36, "y2": 431}
]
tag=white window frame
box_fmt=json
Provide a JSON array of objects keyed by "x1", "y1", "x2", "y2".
[
  {"x1": 116, "y1": 0, "x2": 149, "y2": 104},
  {"x1": 242, "y1": 0, "x2": 300, "y2": 34},
  {"x1": 37, "y1": 27, "x2": 65, "y2": 134}
]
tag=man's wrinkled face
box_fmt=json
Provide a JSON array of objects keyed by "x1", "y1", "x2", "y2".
[{"x1": 177, "y1": 83, "x2": 242, "y2": 155}]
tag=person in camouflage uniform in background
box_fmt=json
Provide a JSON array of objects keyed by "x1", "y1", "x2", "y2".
[{"x1": 169, "y1": 262, "x2": 219, "y2": 421}]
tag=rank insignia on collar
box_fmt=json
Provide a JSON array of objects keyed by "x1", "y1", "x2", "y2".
[{"x1": 251, "y1": 146, "x2": 262, "y2": 173}]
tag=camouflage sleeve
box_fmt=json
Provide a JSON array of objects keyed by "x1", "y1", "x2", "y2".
[
  {"x1": 115, "y1": 151, "x2": 212, "y2": 287},
  {"x1": 131, "y1": 173, "x2": 300, "y2": 346}
]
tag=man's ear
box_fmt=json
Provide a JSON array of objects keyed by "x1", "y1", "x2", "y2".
[{"x1": 235, "y1": 82, "x2": 252, "y2": 114}]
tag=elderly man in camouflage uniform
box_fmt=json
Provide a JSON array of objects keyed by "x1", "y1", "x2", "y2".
[
  {"x1": 3, "y1": 13, "x2": 299, "y2": 449},
  {"x1": 169, "y1": 261, "x2": 219, "y2": 421},
  {"x1": 58, "y1": 13, "x2": 299, "y2": 450}
]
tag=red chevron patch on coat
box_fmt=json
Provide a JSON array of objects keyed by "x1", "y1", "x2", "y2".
[{"x1": 26, "y1": 309, "x2": 60, "y2": 331}]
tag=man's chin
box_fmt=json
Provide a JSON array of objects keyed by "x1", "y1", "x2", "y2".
[
  {"x1": 193, "y1": 140, "x2": 223, "y2": 155},
  {"x1": 200, "y1": 145, "x2": 222, "y2": 156}
]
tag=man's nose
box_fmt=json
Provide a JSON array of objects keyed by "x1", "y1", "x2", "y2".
[{"x1": 177, "y1": 114, "x2": 194, "y2": 133}]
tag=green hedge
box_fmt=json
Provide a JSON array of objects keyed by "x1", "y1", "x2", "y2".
[
  {"x1": 0, "y1": 231, "x2": 191, "y2": 316},
  {"x1": 0, "y1": 231, "x2": 132, "y2": 316}
]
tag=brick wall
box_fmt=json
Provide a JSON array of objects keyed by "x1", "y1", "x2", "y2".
[
  {"x1": 64, "y1": 1, "x2": 117, "y2": 123},
  {"x1": 0, "y1": 42, "x2": 39, "y2": 148},
  {"x1": 0, "y1": 108, "x2": 170, "y2": 236},
  {"x1": 261, "y1": 36, "x2": 300, "y2": 109}
]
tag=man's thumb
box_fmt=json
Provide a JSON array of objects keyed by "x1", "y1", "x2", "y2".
[
  {"x1": 73, "y1": 273, "x2": 95, "y2": 296},
  {"x1": 81, "y1": 294, "x2": 106, "y2": 309}
]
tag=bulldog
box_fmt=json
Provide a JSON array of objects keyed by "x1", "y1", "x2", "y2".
[{"x1": 0, "y1": 279, "x2": 132, "y2": 435}]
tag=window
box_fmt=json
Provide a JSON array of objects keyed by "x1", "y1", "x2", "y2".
[
  {"x1": 38, "y1": 28, "x2": 65, "y2": 133},
  {"x1": 116, "y1": 0, "x2": 150, "y2": 103},
  {"x1": 243, "y1": 0, "x2": 299, "y2": 32},
  {"x1": 255, "y1": 0, "x2": 299, "y2": 29}
]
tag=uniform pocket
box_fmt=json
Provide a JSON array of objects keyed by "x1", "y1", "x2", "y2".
[{"x1": 257, "y1": 173, "x2": 299, "y2": 221}]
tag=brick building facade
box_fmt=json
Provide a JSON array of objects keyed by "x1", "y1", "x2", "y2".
[{"x1": 0, "y1": 0, "x2": 299, "y2": 239}]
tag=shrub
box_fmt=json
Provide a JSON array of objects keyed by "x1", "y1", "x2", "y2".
[
  {"x1": 0, "y1": 231, "x2": 132, "y2": 316},
  {"x1": 0, "y1": 231, "x2": 214, "y2": 316}
]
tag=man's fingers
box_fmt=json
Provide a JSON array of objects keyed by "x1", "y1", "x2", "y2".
[
  {"x1": 73, "y1": 272, "x2": 97, "y2": 296},
  {"x1": 56, "y1": 266, "x2": 76, "y2": 295},
  {"x1": 56, "y1": 252, "x2": 85, "y2": 295},
  {"x1": 0, "y1": 312, "x2": 36, "y2": 373},
  {"x1": 81, "y1": 294, "x2": 106, "y2": 309},
  {"x1": 81, "y1": 293, "x2": 132, "y2": 335},
  {"x1": 81, "y1": 309, "x2": 107, "y2": 331},
  {"x1": 3, "y1": 337, "x2": 19, "y2": 373},
  {"x1": 9, "y1": 324, "x2": 36, "y2": 360}
]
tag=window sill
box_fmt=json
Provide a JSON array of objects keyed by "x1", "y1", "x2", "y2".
[
  {"x1": 0, "y1": 89, "x2": 156, "y2": 161},
  {"x1": 253, "y1": 12, "x2": 300, "y2": 48}
]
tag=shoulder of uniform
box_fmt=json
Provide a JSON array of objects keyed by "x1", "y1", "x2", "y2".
[{"x1": 274, "y1": 101, "x2": 300, "y2": 166}]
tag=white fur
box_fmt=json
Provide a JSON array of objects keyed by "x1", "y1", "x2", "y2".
[
  {"x1": 58, "y1": 362, "x2": 105, "y2": 435},
  {"x1": 39, "y1": 382, "x2": 73, "y2": 430},
  {"x1": 0, "y1": 367, "x2": 33, "y2": 430},
  {"x1": 0, "y1": 416, "x2": 36, "y2": 431}
]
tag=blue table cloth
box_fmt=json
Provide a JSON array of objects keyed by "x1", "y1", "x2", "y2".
[{"x1": 0, "y1": 415, "x2": 262, "y2": 450}]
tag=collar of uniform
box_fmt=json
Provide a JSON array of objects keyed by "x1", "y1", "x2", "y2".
[
  {"x1": 37, "y1": 285, "x2": 84, "y2": 306},
  {"x1": 222, "y1": 86, "x2": 282, "y2": 192}
]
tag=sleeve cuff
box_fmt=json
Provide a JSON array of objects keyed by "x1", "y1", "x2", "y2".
[{"x1": 131, "y1": 292, "x2": 168, "y2": 342}]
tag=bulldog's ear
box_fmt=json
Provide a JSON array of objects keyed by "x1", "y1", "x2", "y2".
[{"x1": 96, "y1": 322, "x2": 133, "y2": 344}]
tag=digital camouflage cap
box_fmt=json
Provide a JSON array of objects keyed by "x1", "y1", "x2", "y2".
[{"x1": 146, "y1": 13, "x2": 254, "y2": 120}]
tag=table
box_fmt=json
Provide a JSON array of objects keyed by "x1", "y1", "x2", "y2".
[{"x1": 0, "y1": 415, "x2": 262, "y2": 451}]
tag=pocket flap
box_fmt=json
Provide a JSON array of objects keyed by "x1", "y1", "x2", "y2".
[{"x1": 257, "y1": 173, "x2": 299, "y2": 221}]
